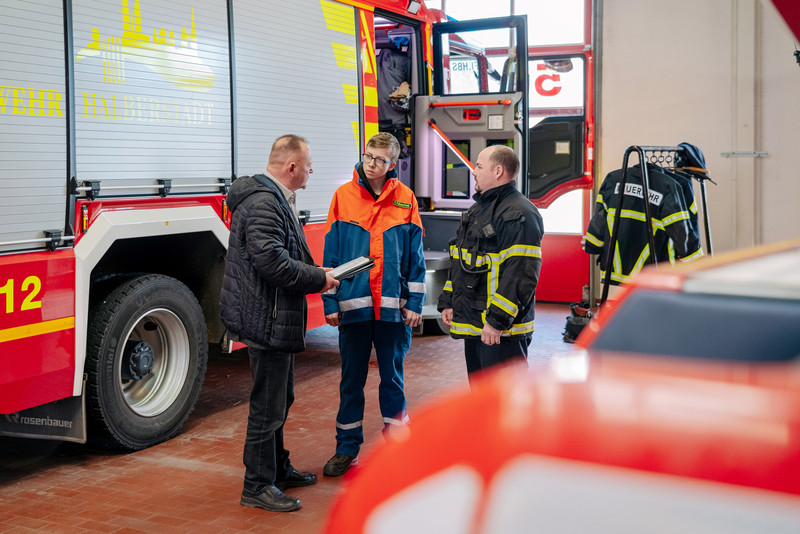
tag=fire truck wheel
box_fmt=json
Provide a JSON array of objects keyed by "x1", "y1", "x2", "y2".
[
  {"x1": 423, "y1": 318, "x2": 449, "y2": 335},
  {"x1": 86, "y1": 274, "x2": 208, "y2": 450}
]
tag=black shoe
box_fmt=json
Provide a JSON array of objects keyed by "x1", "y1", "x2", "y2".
[
  {"x1": 276, "y1": 467, "x2": 318, "y2": 491},
  {"x1": 323, "y1": 453, "x2": 357, "y2": 477},
  {"x1": 240, "y1": 486, "x2": 301, "y2": 512}
]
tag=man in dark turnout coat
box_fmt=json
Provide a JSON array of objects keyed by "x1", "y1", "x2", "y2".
[
  {"x1": 220, "y1": 135, "x2": 338, "y2": 513},
  {"x1": 438, "y1": 145, "x2": 544, "y2": 383}
]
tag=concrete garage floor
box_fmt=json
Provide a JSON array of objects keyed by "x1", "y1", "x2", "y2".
[{"x1": 0, "y1": 303, "x2": 572, "y2": 533}]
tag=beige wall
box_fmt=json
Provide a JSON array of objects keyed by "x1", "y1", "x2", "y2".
[{"x1": 596, "y1": 0, "x2": 800, "y2": 255}]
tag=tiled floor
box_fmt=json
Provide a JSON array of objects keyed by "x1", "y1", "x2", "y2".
[{"x1": 0, "y1": 303, "x2": 574, "y2": 533}]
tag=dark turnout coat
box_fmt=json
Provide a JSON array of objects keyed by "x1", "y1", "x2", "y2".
[
  {"x1": 219, "y1": 174, "x2": 326, "y2": 352},
  {"x1": 438, "y1": 182, "x2": 544, "y2": 339}
]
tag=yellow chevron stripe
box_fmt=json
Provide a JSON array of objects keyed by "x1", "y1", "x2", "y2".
[
  {"x1": 331, "y1": 42, "x2": 357, "y2": 70},
  {"x1": 352, "y1": 121, "x2": 360, "y2": 144},
  {"x1": 320, "y1": 0, "x2": 356, "y2": 35},
  {"x1": 343, "y1": 84, "x2": 359, "y2": 105},
  {"x1": 0, "y1": 316, "x2": 75, "y2": 343}
]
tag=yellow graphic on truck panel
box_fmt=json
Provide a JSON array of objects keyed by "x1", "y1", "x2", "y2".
[
  {"x1": 359, "y1": 10, "x2": 378, "y2": 145},
  {"x1": 76, "y1": 0, "x2": 215, "y2": 93},
  {"x1": 321, "y1": 0, "x2": 361, "y2": 145},
  {"x1": 321, "y1": 0, "x2": 356, "y2": 35},
  {"x1": 342, "y1": 84, "x2": 359, "y2": 105},
  {"x1": 331, "y1": 42, "x2": 358, "y2": 70},
  {"x1": 0, "y1": 87, "x2": 63, "y2": 117},
  {"x1": 364, "y1": 121, "x2": 379, "y2": 140},
  {"x1": 363, "y1": 86, "x2": 377, "y2": 107},
  {"x1": 0, "y1": 317, "x2": 75, "y2": 344}
]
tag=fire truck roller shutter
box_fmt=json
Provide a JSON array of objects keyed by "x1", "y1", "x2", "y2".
[
  {"x1": 233, "y1": 0, "x2": 361, "y2": 221},
  {"x1": 71, "y1": 0, "x2": 232, "y2": 196},
  {"x1": 86, "y1": 274, "x2": 207, "y2": 450},
  {"x1": 0, "y1": 3, "x2": 68, "y2": 253}
]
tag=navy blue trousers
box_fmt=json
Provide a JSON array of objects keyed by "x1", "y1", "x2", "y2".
[{"x1": 335, "y1": 320, "x2": 411, "y2": 456}]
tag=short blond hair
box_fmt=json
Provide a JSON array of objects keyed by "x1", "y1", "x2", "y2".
[{"x1": 366, "y1": 132, "x2": 401, "y2": 162}]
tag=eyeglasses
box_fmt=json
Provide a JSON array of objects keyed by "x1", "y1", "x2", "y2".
[{"x1": 362, "y1": 153, "x2": 391, "y2": 167}]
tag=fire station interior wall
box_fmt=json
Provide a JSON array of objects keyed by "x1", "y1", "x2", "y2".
[
  {"x1": 71, "y1": 0, "x2": 232, "y2": 194},
  {"x1": 233, "y1": 0, "x2": 361, "y2": 222},
  {"x1": 597, "y1": 0, "x2": 800, "y2": 256},
  {"x1": 0, "y1": 4, "x2": 67, "y2": 252}
]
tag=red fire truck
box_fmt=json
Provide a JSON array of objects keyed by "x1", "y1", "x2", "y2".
[{"x1": 0, "y1": 0, "x2": 591, "y2": 449}]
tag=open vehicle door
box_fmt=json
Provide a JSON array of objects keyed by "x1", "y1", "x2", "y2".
[
  {"x1": 414, "y1": 16, "x2": 528, "y2": 210},
  {"x1": 527, "y1": 55, "x2": 591, "y2": 208}
]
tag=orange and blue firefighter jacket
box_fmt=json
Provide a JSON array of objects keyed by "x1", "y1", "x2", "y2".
[{"x1": 323, "y1": 165, "x2": 426, "y2": 324}]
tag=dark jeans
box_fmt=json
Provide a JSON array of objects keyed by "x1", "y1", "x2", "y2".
[
  {"x1": 242, "y1": 347, "x2": 294, "y2": 496},
  {"x1": 463, "y1": 335, "x2": 530, "y2": 384}
]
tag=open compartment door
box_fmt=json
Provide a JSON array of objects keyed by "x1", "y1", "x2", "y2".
[{"x1": 414, "y1": 16, "x2": 528, "y2": 210}]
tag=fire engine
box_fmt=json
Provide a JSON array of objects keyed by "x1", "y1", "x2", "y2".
[{"x1": 1, "y1": 0, "x2": 572, "y2": 449}]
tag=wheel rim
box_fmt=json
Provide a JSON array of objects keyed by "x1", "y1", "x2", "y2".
[{"x1": 117, "y1": 308, "x2": 190, "y2": 417}]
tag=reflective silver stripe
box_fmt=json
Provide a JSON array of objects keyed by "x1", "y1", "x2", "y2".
[
  {"x1": 407, "y1": 282, "x2": 426, "y2": 294},
  {"x1": 381, "y1": 296, "x2": 405, "y2": 309},
  {"x1": 490, "y1": 293, "x2": 518, "y2": 317},
  {"x1": 443, "y1": 280, "x2": 452, "y2": 292},
  {"x1": 339, "y1": 296, "x2": 373, "y2": 312},
  {"x1": 662, "y1": 210, "x2": 690, "y2": 226},
  {"x1": 490, "y1": 244, "x2": 542, "y2": 261},
  {"x1": 383, "y1": 415, "x2": 409, "y2": 426},
  {"x1": 585, "y1": 233, "x2": 603, "y2": 247},
  {"x1": 681, "y1": 248, "x2": 704, "y2": 261},
  {"x1": 507, "y1": 320, "x2": 535, "y2": 335},
  {"x1": 336, "y1": 420, "x2": 363, "y2": 430},
  {"x1": 450, "y1": 245, "x2": 490, "y2": 266},
  {"x1": 450, "y1": 321, "x2": 482, "y2": 336}
]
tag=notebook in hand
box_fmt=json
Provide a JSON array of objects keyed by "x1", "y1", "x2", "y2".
[{"x1": 331, "y1": 256, "x2": 375, "y2": 281}]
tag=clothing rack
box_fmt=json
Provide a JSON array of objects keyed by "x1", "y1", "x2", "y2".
[{"x1": 600, "y1": 145, "x2": 714, "y2": 306}]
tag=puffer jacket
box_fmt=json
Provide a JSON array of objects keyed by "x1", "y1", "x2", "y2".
[{"x1": 219, "y1": 173, "x2": 326, "y2": 352}]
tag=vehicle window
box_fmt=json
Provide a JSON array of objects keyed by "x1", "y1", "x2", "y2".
[
  {"x1": 591, "y1": 290, "x2": 800, "y2": 361},
  {"x1": 529, "y1": 57, "x2": 584, "y2": 125},
  {"x1": 441, "y1": 27, "x2": 520, "y2": 95}
]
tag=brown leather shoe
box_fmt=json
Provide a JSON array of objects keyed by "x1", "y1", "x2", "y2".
[
  {"x1": 276, "y1": 466, "x2": 318, "y2": 490},
  {"x1": 240, "y1": 486, "x2": 301, "y2": 512}
]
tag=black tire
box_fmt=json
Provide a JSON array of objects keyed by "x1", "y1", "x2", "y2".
[
  {"x1": 86, "y1": 274, "x2": 208, "y2": 450},
  {"x1": 423, "y1": 317, "x2": 449, "y2": 335}
]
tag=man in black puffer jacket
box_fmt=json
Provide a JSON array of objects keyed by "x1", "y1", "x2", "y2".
[{"x1": 220, "y1": 134, "x2": 338, "y2": 513}]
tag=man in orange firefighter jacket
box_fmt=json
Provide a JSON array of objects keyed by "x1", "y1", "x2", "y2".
[
  {"x1": 438, "y1": 145, "x2": 544, "y2": 384},
  {"x1": 321, "y1": 133, "x2": 426, "y2": 477}
]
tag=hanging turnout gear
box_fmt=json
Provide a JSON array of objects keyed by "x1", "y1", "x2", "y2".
[{"x1": 584, "y1": 164, "x2": 703, "y2": 285}]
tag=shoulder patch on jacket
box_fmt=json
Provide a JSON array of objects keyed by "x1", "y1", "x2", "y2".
[{"x1": 393, "y1": 200, "x2": 412, "y2": 209}]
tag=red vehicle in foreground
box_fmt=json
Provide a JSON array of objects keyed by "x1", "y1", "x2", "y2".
[{"x1": 324, "y1": 239, "x2": 800, "y2": 533}]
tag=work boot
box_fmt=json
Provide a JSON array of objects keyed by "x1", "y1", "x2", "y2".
[{"x1": 323, "y1": 453, "x2": 357, "y2": 477}]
